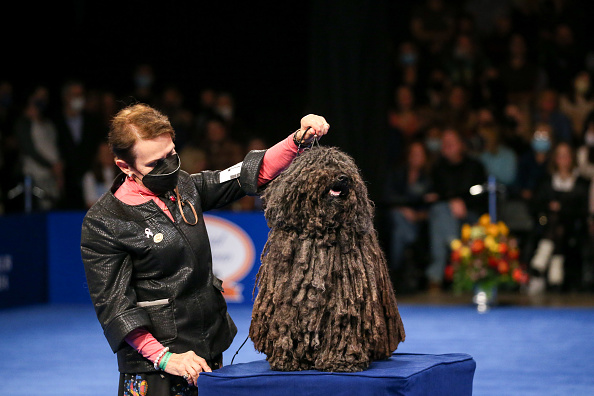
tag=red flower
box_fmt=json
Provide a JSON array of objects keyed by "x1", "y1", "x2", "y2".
[
  {"x1": 508, "y1": 249, "x2": 519, "y2": 260},
  {"x1": 498, "y1": 260, "x2": 510, "y2": 274},
  {"x1": 513, "y1": 268, "x2": 529, "y2": 284},
  {"x1": 487, "y1": 256, "x2": 498, "y2": 268},
  {"x1": 444, "y1": 265, "x2": 454, "y2": 281},
  {"x1": 499, "y1": 243, "x2": 508, "y2": 255},
  {"x1": 451, "y1": 250, "x2": 461, "y2": 262},
  {"x1": 471, "y1": 239, "x2": 485, "y2": 254}
]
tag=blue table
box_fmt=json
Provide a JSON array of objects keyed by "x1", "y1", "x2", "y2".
[{"x1": 198, "y1": 353, "x2": 476, "y2": 396}]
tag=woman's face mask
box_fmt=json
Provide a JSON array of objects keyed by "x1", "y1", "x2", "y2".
[{"x1": 136, "y1": 153, "x2": 181, "y2": 195}]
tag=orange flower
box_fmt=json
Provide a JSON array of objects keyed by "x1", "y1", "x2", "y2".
[
  {"x1": 479, "y1": 213, "x2": 491, "y2": 227},
  {"x1": 498, "y1": 243, "x2": 508, "y2": 255},
  {"x1": 498, "y1": 260, "x2": 510, "y2": 274},
  {"x1": 471, "y1": 239, "x2": 485, "y2": 254},
  {"x1": 461, "y1": 224, "x2": 472, "y2": 241}
]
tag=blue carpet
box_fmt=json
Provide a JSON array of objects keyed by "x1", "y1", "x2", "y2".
[{"x1": 1, "y1": 303, "x2": 593, "y2": 395}]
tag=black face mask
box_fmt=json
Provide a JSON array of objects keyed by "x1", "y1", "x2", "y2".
[{"x1": 139, "y1": 153, "x2": 180, "y2": 195}]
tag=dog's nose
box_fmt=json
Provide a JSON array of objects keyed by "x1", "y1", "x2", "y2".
[{"x1": 338, "y1": 175, "x2": 348, "y2": 183}]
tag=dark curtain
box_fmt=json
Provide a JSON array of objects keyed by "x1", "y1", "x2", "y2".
[{"x1": 306, "y1": 0, "x2": 393, "y2": 202}]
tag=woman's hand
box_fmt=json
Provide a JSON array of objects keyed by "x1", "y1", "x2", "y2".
[
  {"x1": 164, "y1": 351, "x2": 212, "y2": 386},
  {"x1": 295, "y1": 114, "x2": 330, "y2": 143}
]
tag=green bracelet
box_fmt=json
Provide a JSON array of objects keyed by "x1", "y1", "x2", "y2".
[{"x1": 159, "y1": 352, "x2": 172, "y2": 370}]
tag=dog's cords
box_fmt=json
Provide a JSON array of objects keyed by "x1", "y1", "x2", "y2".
[{"x1": 230, "y1": 334, "x2": 250, "y2": 365}]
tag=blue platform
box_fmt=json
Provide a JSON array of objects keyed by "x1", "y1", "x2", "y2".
[{"x1": 198, "y1": 353, "x2": 476, "y2": 396}]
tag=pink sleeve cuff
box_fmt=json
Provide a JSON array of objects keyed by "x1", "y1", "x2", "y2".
[
  {"x1": 125, "y1": 328, "x2": 166, "y2": 363},
  {"x1": 257, "y1": 134, "x2": 299, "y2": 186}
]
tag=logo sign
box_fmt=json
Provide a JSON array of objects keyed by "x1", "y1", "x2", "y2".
[{"x1": 204, "y1": 214, "x2": 255, "y2": 302}]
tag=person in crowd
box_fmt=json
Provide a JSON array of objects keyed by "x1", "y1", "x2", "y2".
[
  {"x1": 445, "y1": 33, "x2": 490, "y2": 90},
  {"x1": 539, "y1": 24, "x2": 586, "y2": 95},
  {"x1": 410, "y1": 0, "x2": 456, "y2": 60},
  {"x1": 532, "y1": 88, "x2": 573, "y2": 144},
  {"x1": 530, "y1": 142, "x2": 590, "y2": 293},
  {"x1": 387, "y1": 85, "x2": 425, "y2": 161},
  {"x1": 477, "y1": 123, "x2": 518, "y2": 188},
  {"x1": 498, "y1": 33, "x2": 541, "y2": 109},
  {"x1": 516, "y1": 123, "x2": 555, "y2": 201},
  {"x1": 81, "y1": 103, "x2": 329, "y2": 395},
  {"x1": 559, "y1": 71, "x2": 594, "y2": 142},
  {"x1": 13, "y1": 85, "x2": 63, "y2": 210},
  {"x1": 82, "y1": 141, "x2": 119, "y2": 209},
  {"x1": 383, "y1": 140, "x2": 433, "y2": 274},
  {"x1": 439, "y1": 86, "x2": 480, "y2": 152},
  {"x1": 500, "y1": 103, "x2": 532, "y2": 157},
  {"x1": 198, "y1": 115, "x2": 244, "y2": 172},
  {"x1": 426, "y1": 128, "x2": 487, "y2": 291},
  {"x1": 129, "y1": 63, "x2": 157, "y2": 106},
  {"x1": 54, "y1": 79, "x2": 107, "y2": 210}
]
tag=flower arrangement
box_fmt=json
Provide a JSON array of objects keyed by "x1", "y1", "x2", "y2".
[{"x1": 445, "y1": 214, "x2": 529, "y2": 294}]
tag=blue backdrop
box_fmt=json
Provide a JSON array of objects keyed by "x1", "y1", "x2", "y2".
[{"x1": 0, "y1": 210, "x2": 269, "y2": 308}]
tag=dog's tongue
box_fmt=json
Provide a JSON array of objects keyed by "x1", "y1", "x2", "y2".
[{"x1": 329, "y1": 189, "x2": 341, "y2": 197}]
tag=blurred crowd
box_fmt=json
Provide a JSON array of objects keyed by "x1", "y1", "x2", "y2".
[
  {"x1": 1, "y1": 0, "x2": 593, "y2": 294},
  {"x1": 0, "y1": 64, "x2": 268, "y2": 215},
  {"x1": 382, "y1": 0, "x2": 594, "y2": 294}
]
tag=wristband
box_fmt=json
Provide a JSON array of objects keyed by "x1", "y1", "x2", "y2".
[
  {"x1": 153, "y1": 347, "x2": 169, "y2": 370},
  {"x1": 159, "y1": 352, "x2": 173, "y2": 370}
]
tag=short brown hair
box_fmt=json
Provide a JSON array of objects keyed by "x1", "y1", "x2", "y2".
[{"x1": 108, "y1": 103, "x2": 175, "y2": 164}]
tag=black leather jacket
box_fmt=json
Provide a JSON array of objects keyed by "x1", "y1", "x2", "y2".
[{"x1": 81, "y1": 150, "x2": 265, "y2": 373}]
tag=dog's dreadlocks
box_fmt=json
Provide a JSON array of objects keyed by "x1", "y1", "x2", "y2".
[{"x1": 249, "y1": 146, "x2": 405, "y2": 372}]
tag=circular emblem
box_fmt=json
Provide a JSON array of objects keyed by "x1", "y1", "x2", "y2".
[{"x1": 153, "y1": 233, "x2": 163, "y2": 243}]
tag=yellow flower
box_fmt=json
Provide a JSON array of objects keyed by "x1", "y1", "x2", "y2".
[
  {"x1": 470, "y1": 225, "x2": 485, "y2": 240},
  {"x1": 460, "y1": 246, "x2": 471, "y2": 259},
  {"x1": 484, "y1": 235, "x2": 497, "y2": 250},
  {"x1": 479, "y1": 213, "x2": 491, "y2": 227},
  {"x1": 461, "y1": 224, "x2": 472, "y2": 241},
  {"x1": 451, "y1": 239, "x2": 462, "y2": 251},
  {"x1": 498, "y1": 221, "x2": 509, "y2": 237}
]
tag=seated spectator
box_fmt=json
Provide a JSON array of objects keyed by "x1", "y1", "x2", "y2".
[
  {"x1": 515, "y1": 123, "x2": 554, "y2": 201},
  {"x1": 498, "y1": 34, "x2": 540, "y2": 109},
  {"x1": 82, "y1": 142, "x2": 118, "y2": 209},
  {"x1": 14, "y1": 85, "x2": 63, "y2": 211},
  {"x1": 501, "y1": 103, "x2": 532, "y2": 158},
  {"x1": 532, "y1": 89, "x2": 573, "y2": 143},
  {"x1": 530, "y1": 142, "x2": 590, "y2": 293},
  {"x1": 387, "y1": 85, "x2": 425, "y2": 159},
  {"x1": 426, "y1": 129, "x2": 486, "y2": 291},
  {"x1": 559, "y1": 71, "x2": 594, "y2": 143},
  {"x1": 383, "y1": 141, "x2": 433, "y2": 272},
  {"x1": 438, "y1": 86, "x2": 479, "y2": 152},
  {"x1": 198, "y1": 115, "x2": 244, "y2": 171},
  {"x1": 410, "y1": 0, "x2": 456, "y2": 58},
  {"x1": 477, "y1": 124, "x2": 518, "y2": 188}
]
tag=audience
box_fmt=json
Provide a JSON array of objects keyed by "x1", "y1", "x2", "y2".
[{"x1": 1, "y1": 0, "x2": 593, "y2": 294}]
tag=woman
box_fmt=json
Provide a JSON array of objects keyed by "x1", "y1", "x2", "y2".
[
  {"x1": 81, "y1": 104, "x2": 329, "y2": 395},
  {"x1": 383, "y1": 140, "x2": 433, "y2": 272},
  {"x1": 13, "y1": 85, "x2": 63, "y2": 210},
  {"x1": 530, "y1": 142, "x2": 590, "y2": 293}
]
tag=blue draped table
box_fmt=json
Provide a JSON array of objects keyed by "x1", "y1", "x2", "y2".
[{"x1": 198, "y1": 353, "x2": 476, "y2": 396}]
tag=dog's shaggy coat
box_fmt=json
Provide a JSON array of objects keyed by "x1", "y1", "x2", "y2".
[{"x1": 249, "y1": 146, "x2": 405, "y2": 372}]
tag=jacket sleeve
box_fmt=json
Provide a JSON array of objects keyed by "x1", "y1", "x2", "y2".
[
  {"x1": 81, "y1": 209, "x2": 151, "y2": 353},
  {"x1": 192, "y1": 149, "x2": 266, "y2": 212}
]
